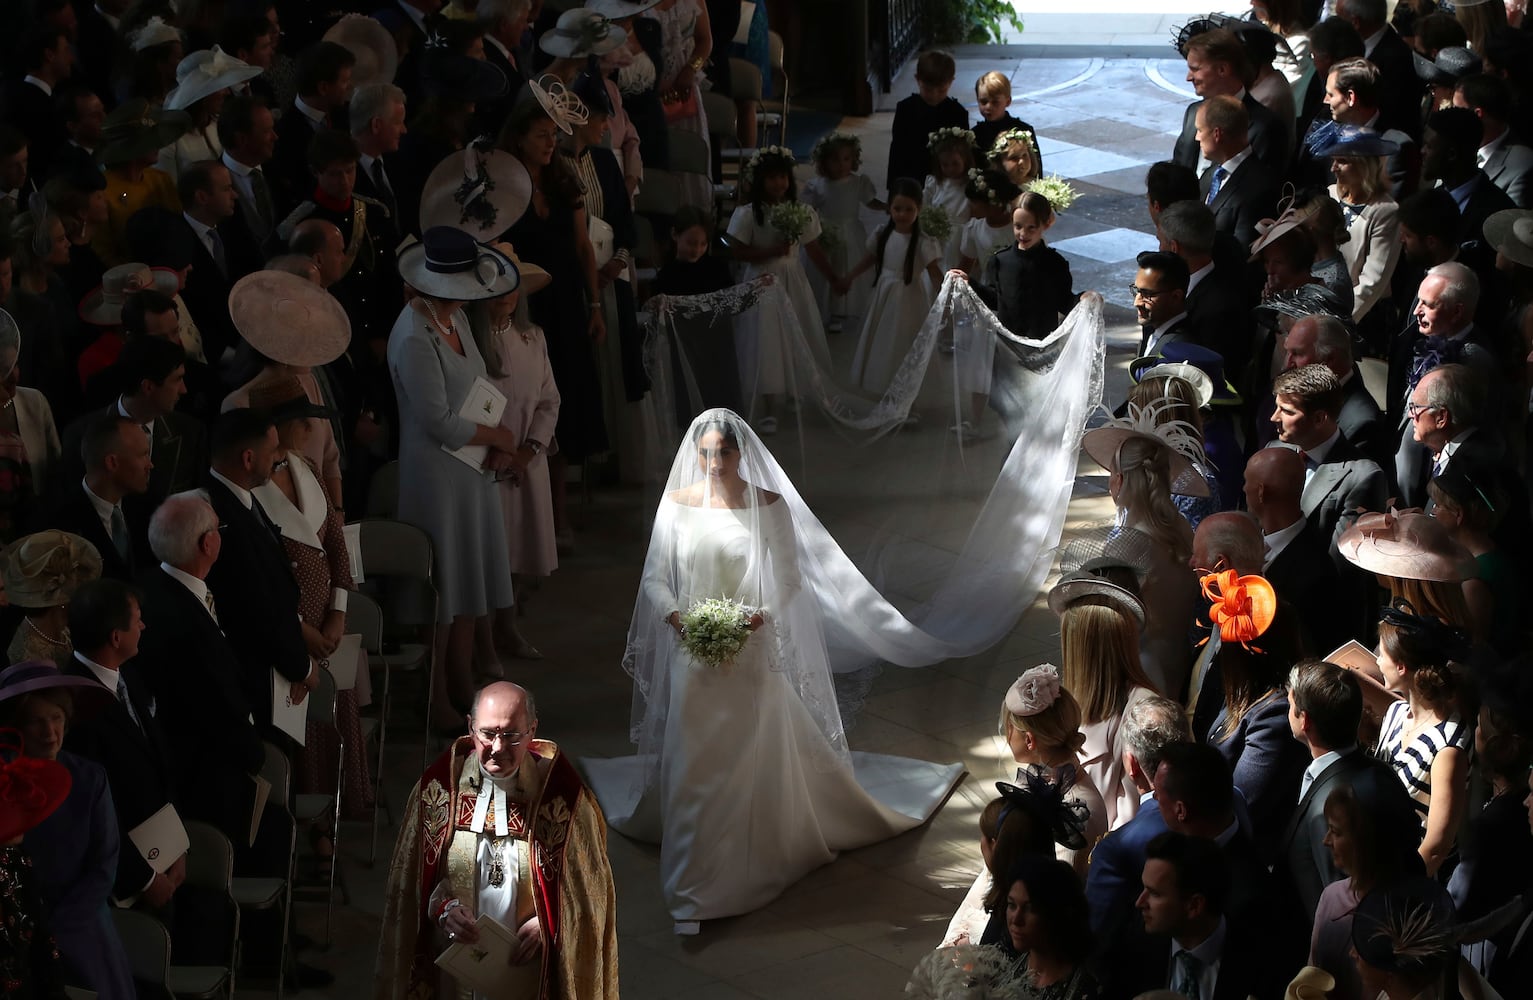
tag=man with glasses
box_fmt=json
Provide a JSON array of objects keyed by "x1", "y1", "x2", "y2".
[
  {"x1": 1133, "y1": 250, "x2": 1194, "y2": 356},
  {"x1": 379, "y1": 681, "x2": 619, "y2": 1000}
]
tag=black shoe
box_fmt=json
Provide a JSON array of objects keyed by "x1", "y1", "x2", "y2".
[{"x1": 284, "y1": 961, "x2": 335, "y2": 990}]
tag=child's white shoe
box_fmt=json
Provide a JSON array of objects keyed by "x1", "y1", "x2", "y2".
[{"x1": 758, "y1": 416, "x2": 779, "y2": 435}]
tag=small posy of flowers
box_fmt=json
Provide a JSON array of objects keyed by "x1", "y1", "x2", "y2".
[
  {"x1": 918, "y1": 205, "x2": 953, "y2": 243},
  {"x1": 679, "y1": 597, "x2": 756, "y2": 668},
  {"x1": 769, "y1": 201, "x2": 815, "y2": 244},
  {"x1": 928, "y1": 126, "x2": 977, "y2": 151},
  {"x1": 1025, "y1": 175, "x2": 1079, "y2": 211},
  {"x1": 811, "y1": 130, "x2": 862, "y2": 168},
  {"x1": 817, "y1": 220, "x2": 845, "y2": 257}
]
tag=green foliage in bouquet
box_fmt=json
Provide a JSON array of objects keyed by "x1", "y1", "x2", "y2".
[
  {"x1": 679, "y1": 598, "x2": 755, "y2": 668},
  {"x1": 768, "y1": 201, "x2": 815, "y2": 245},
  {"x1": 919, "y1": 205, "x2": 954, "y2": 244},
  {"x1": 1025, "y1": 175, "x2": 1080, "y2": 212}
]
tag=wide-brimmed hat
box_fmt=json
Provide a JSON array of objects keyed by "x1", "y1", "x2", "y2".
[
  {"x1": 398, "y1": 227, "x2": 521, "y2": 301},
  {"x1": 1484, "y1": 208, "x2": 1533, "y2": 268},
  {"x1": 1284, "y1": 968, "x2": 1336, "y2": 1000},
  {"x1": 1413, "y1": 45, "x2": 1482, "y2": 85},
  {"x1": 0, "y1": 733, "x2": 72, "y2": 843},
  {"x1": 539, "y1": 9, "x2": 628, "y2": 59},
  {"x1": 79, "y1": 263, "x2": 181, "y2": 327},
  {"x1": 421, "y1": 51, "x2": 509, "y2": 101},
  {"x1": 164, "y1": 47, "x2": 262, "y2": 111},
  {"x1": 1254, "y1": 283, "x2": 1351, "y2": 327},
  {"x1": 1130, "y1": 361, "x2": 1214, "y2": 408},
  {"x1": 1338, "y1": 510, "x2": 1478, "y2": 582},
  {"x1": 323, "y1": 14, "x2": 399, "y2": 90},
  {"x1": 227, "y1": 270, "x2": 351, "y2": 367},
  {"x1": 1313, "y1": 125, "x2": 1400, "y2": 159},
  {"x1": 3, "y1": 531, "x2": 103, "y2": 609},
  {"x1": 0, "y1": 660, "x2": 116, "y2": 725},
  {"x1": 585, "y1": 0, "x2": 662, "y2": 18},
  {"x1": 419, "y1": 143, "x2": 532, "y2": 241},
  {"x1": 488, "y1": 242, "x2": 551, "y2": 296},
  {"x1": 99, "y1": 100, "x2": 192, "y2": 165},
  {"x1": 1047, "y1": 570, "x2": 1146, "y2": 627},
  {"x1": 1248, "y1": 200, "x2": 1322, "y2": 258},
  {"x1": 249, "y1": 375, "x2": 333, "y2": 425},
  {"x1": 1131, "y1": 341, "x2": 1242, "y2": 405},
  {"x1": 1081, "y1": 424, "x2": 1210, "y2": 497}
]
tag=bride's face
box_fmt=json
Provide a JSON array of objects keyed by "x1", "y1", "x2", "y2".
[{"x1": 696, "y1": 429, "x2": 741, "y2": 484}]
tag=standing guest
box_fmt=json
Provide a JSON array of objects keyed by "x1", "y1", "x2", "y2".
[
  {"x1": 0, "y1": 661, "x2": 134, "y2": 1000},
  {"x1": 4, "y1": 531, "x2": 101, "y2": 667},
  {"x1": 1156, "y1": 202, "x2": 1256, "y2": 379},
  {"x1": 1174, "y1": 28, "x2": 1290, "y2": 173},
  {"x1": 1048, "y1": 570, "x2": 1157, "y2": 829},
  {"x1": 218, "y1": 95, "x2": 282, "y2": 257},
  {"x1": 1428, "y1": 463, "x2": 1521, "y2": 655},
  {"x1": 1125, "y1": 373, "x2": 1221, "y2": 529},
  {"x1": 1309, "y1": 772, "x2": 1427, "y2": 1000},
  {"x1": 466, "y1": 246, "x2": 558, "y2": 650},
  {"x1": 37, "y1": 416, "x2": 151, "y2": 583},
  {"x1": 0, "y1": 311, "x2": 61, "y2": 545},
  {"x1": 1281, "y1": 314, "x2": 1388, "y2": 467},
  {"x1": 473, "y1": 0, "x2": 533, "y2": 136},
  {"x1": 158, "y1": 48, "x2": 264, "y2": 181},
  {"x1": 1400, "y1": 364, "x2": 1507, "y2": 518},
  {"x1": 1454, "y1": 74, "x2": 1533, "y2": 208},
  {"x1": 1420, "y1": 106, "x2": 1516, "y2": 242},
  {"x1": 269, "y1": 41, "x2": 357, "y2": 214},
  {"x1": 1185, "y1": 512, "x2": 1268, "y2": 716},
  {"x1": 645, "y1": 0, "x2": 713, "y2": 209},
  {"x1": 1300, "y1": 18, "x2": 1365, "y2": 142},
  {"x1": 9, "y1": 199, "x2": 77, "y2": 375},
  {"x1": 350, "y1": 83, "x2": 409, "y2": 238},
  {"x1": 1320, "y1": 127, "x2": 1402, "y2": 332},
  {"x1": 1197, "y1": 95, "x2": 1283, "y2": 249},
  {"x1": 4, "y1": 26, "x2": 75, "y2": 173},
  {"x1": 1299, "y1": 57, "x2": 1417, "y2": 197},
  {"x1": 0, "y1": 729, "x2": 73, "y2": 999},
  {"x1": 1339, "y1": 509, "x2": 1480, "y2": 644},
  {"x1": 44, "y1": 168, "x2": 111, "y2": 319},
  {"x1": 371, "y1": 0, "x2": 442, "y2": 105},
  {"x1": 1296, "y1": 192, "x2": 1357, "y2": 306},
  {"x1": 93, "y1": 101, "x2": 188, "y2": 268},
  {"x1": 1373, "y1": 603, "x2": 1471, "y2": 876},
  {"x1": 1350, "y1": 880, "x2": 1465, "y2": 1000},
  {"x1": 886, "y1": 50, "x2": 968, "y2": 189},
  {"x1": 1130, "y1": 252, "x2": 1195, "y2": 357},
  {"x1": 390, "y1": 229, "x2": 526, "y2": 730},
  {"x1": 376, "y1": 681, "x2": 619, "y2": 1000},
  {"x1": 1334, "y1": 0, "x2": 1419, "y2": 133},
  {"x1": 992, "y1": 857, "x2": 1097, "y2": 996}
]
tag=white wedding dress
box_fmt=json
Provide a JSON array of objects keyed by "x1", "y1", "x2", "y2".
[{"x1": 582, "y1": 495, "x2": 963, "y2": 922}]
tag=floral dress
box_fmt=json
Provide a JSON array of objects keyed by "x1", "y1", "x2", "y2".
[{"x1": 0, "y1": 846, "x2": 68, "y2": 1000}]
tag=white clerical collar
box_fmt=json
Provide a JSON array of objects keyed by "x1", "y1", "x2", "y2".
[
  {"x1": 160, "y1": 562, "x2": 213, "y2": 612},
  {"x1": 1187, "y1": 259, "x2": 1215, "y2": 294},
  {"x1": 23, "y1": 75, "x2": 53, "y2": 97},
  {"x1": 1363, "y1": 25, "x2": 1387, "y2": 55},
  {"x1": 1306, "y1": 427, "x2": 1341, "y2": 465},
  {"x1": 209, "y1": 468, "x2": 255, "y2": 509},
  {"x1": 1262, "y1": 517, "x2": 1306, "y2": 568},
  {"x1": 75, "y1": 651, "x2": 120, "y2": 690},
  {"x1": 470, "y1": 767, "x2": 513, "y2": 836}
]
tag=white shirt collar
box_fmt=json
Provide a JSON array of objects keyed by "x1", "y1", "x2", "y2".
[
  {"x1": 1478, "y1": 131, "x2": 1508, "y2": 169},
  {"x1": 1217, "y1": 145, "x2": 1253, "y2": 176},
  {"x1": 358, "y1": 152, "x2": 382, "y2": 176},
  {"x1": 221, "y1": 151, "x2": 255, "y2": 178},
  {"x1": 1306, "y1": 427, "x2": 1342, "y2": 466},
  {"x1": 1262, "y1": 517, "x2": 1307, "y2": 568},
  {"x1": 294, "y1": 96, "x2": 328, "y2": 127},
  {"x1": 1171, "y1": 916, "x2": 1228, "y2": 998},
  {"x1": 183, "y1": 211, "x2": 216, "y2": 245},
  {"x1": 116, "y1": 399, "x2": 155, "y2": 448},
  {"x1": 1145, "y1": 311, "x2": 1190, "y2": 355},
  {"x1": 82, "y1": 478, "x2": 120, "y2": 537},
  {"x1": 485, "y1": 33, "x2": 512, "y2": 61},
  {"x1": 1304, "y1": 745, "x2": 1357, "y2": 791},
  {"x1": 1187, "y1": 260, "x2": 1215, "y2": 294},
  {"x1": 23, "y1": 75, "x2": 53, "y2": 97},
  {"x1": 209, "y1": 468, "x2": 255, "y2": 509},
  {"x1": 75, "y1": 651, "x2": 121, "y2": 690},
  {"x1": 1363, "y1": 25, "x2": 1387, "y2": 55},
  {"x1": 159, "y1": 562, "x2": 214, "y2": 617},
  {"x1": 1438, "y1": 428, "x2": 1476, "y2": 466}
]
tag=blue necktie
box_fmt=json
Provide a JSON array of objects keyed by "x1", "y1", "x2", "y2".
[{"x1": 1205, "y1": 167, "x2": 1227, "y2": 204}]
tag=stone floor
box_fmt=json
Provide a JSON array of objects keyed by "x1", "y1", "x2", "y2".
[{"x1": 240, "y1": 55, "x2": 1194, "y2": 1000}]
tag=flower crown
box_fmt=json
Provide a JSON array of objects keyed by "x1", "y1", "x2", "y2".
[
  {"x1": 810, "y1": 130, "x2": 862, "y2": 167},
  {"x1": 991, "y1": 128, "x2": 1039, "y2": 159},
  {"x1": 927, "y1": 126, "x2": 976, "y2": 152},
  {"x1": 965, "y1": 167, "x2": 1016, "y2": 206},
  {"x1": 1004, "y1": 664, "x2": 1062, "y2": 717},
  {"x1": 742, "y1": 144, "x2": 795, "y2": 190}
]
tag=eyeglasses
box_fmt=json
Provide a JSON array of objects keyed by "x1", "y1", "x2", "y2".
[
  {"x1": 1405, "y1": 402, "x2": 1440, "y2": 420},
  {"x1": 474, "y1": 728, "x2": 527, "y2": 747},
  {"x1": 1129, "y1": 285, "x2": 1167, "y2": 300},
  {"x1": 201, "y1": 523, "x2": 228, "y2": 539}
]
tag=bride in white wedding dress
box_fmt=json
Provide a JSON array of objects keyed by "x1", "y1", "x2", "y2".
[{"x1": 581, "y1": 410, "x2": 966, "y2": 933}]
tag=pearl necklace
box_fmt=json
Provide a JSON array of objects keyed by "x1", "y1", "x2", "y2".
[
  {"x1": 422, "y1": 298, "x2": 456, "y2": 337},
  {"x1": 25, "y1": 617, "x2": 68, "y2": 647}
]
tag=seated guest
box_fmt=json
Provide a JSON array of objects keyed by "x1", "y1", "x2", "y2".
[
  {"x1": 37, "y1": 415, "x2": 151, "y2": 582},
  {"x1": 61, "y1": 578, "x2": 185, "y2": 910},
  {"x1": 993, "y1": 856, "x2": 1097, "y2": 995},
  {"x1": 1130, "y1": 831, "x2": 1276, "y2": 1000},
  {"x1": 1310, "y1": 773, "x2": 1427, "y2": 1000},
  {"x1": 0, "y1": 660, "x2": 135, "y2": 999},
  {"x1": 204, "y1": 408, "x2": 315, "y2": 728},
  {"x1": 4, "y1": 531, "x2": 102, "y2": 666},
  {"x1": 1268, "y1": 364, "x2": 1387, "y2": 561},
  {"x1": 1374, "y1": 603, "x2": 1471, "y2": 877}
]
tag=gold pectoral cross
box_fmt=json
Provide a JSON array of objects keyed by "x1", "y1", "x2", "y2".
[{"x1": 486, "y1": 838, "x2": 507, "y2": 888}]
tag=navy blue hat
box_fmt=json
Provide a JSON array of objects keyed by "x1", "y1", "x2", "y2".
[
  {"x1": 1314, "y1": 125, "x2": 1401, "y2": 159},
  {"x1": 570, "y1": 68, "x2": 613, "y2": 118},
  {"x1": 1130, "y1": 341, "x2": 1242, "y2": 404}
]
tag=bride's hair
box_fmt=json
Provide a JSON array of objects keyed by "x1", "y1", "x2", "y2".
[
  {"x1": 1113, "y1": 436, "x2": 1192, "y2": 565},
  {"x1": 691, "y1": 417, "x2": 742, "y2": 450},
  {"x1": 1000, "y1": 687, "x2": 1087, "y2": 756},
  {"x1": 1060, "y1": 598, "x2": 1155, "y2": 724}
]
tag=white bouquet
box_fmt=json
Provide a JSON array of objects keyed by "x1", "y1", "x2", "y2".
[
  {"x1": 1025, "y1": 175, "x2": 1080, "y2": 212},
  {"x1": 904, "y1": 944, "x2": 1030, "y2": 999},
  {"x1": 679, "y1": 598, "x2": 756, "y2": 668},
  {"x1": 768, "y1": 201, "x2": 815, "y2": 245},
  {"x1": 919, "y1": 205, "x2": 954, "y2": 244}
]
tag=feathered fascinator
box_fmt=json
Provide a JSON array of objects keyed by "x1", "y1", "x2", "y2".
[
  {"x1": 904, "y1": 944, "x2": 1030, "y2": 1000},
  {"x1": 1350, "y1": 878, "x2": 1458, "y2": 976},
  {"x1": 1199, "y1": 569, "x2": 1276, "y2": 651},
  {"x1": 1377, "y1": 600, "x2": 1471, "y2": 663},
  {"x1": 1004, "y1": 664, "x2": 1062, "y2": 717},
  {"x1": 130, "y1": 16, "x2": 181, "y2": 52},
  {"x1": 528, "y1": 74, "x2": 589, "y2": 135},
  {"x1": 996, "y1": 769, "x2": 1090, "y2": 851},
  {"x1": 1081, "y1": 397, "x2": 1211, "y2": 498}
]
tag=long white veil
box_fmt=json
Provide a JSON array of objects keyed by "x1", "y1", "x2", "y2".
[{"x1": 624, "y1": 283, "x2": 1106, "y2": 773}]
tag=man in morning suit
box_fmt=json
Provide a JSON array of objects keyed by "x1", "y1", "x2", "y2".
[
  {"x1": 3, "y1": 26, "x2": 75, "y2": 175},
  {"x1": 1153, "y1": 742, "x2": 1277, "y2": 915},
  {"x1": 38, "y1": 415, "x2": 152, "y2": 582},
  {"x1": 1455, "y1": 74, "x2": 1533, "y2": 208},
  {"x1": 1335, "y1": 0, "x2": 1419, "y2": 138},
  {"x1": 270, "y1": 41, "x2": 356, "y2": 214},
  {"x1": 1283, "y1": 315, "x2": 1389, "y2": 469},
  {"x1": 218, "y1": 96, "x2": 281, "y2": 267},
  {"x1": 62, "y1": 578, "x2": 185, "y2": 909},
  {"x1": 1195, "y1": 95, "x2": 1282, "y2": 250},
  {"x1": 1133, "y1": 251, "x2": 1195, "y2": 356},
  {"x1": 1157, "y1": 202, "x2": 1256, "y2": 378},
  {"x1": 1421, "y1": 106, "x2": 1516, "y2": 245},
  {"x1": 1269, "y1": 365, "x2": 1388, "y2": 563},
  {"x1": 350, "y1": 83, "x2": 411, "y2": 239},
  {"x1": 203, "y1": 409, "x2": 317, "y2": 731},
  {"x1": 1172, "y1": 29, "x2": 1289, "y2": 176}
]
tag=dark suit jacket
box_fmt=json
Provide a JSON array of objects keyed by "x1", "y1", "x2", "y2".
[
  {"x1": 127, "y1": 207, "x2": 240, "y2": 362},
  {"x1": 1207, "y1": 690, "x2": 1308, "y2": 864},
  {"x1": 3, "y1": 79, "x2": 64, "y2": 174},
  {"x1": 1185, "y1": 262, "x2": 1258, "y2": 378},
  {"x1": 354, "y1": 153, "x2": 404, "y2": 241},
  {"x1": 1297, "y1": 433, "x2": 1388, "y2": 558},
  {"x1": 1123, "y1": 915, "x2": 1280, "y2": 1000},
  {"x1": 1265, "y1": 520, "x2": 1349, "y2": 654},
  {"x1": 1457, "y1": 171, "x2": 1517, "y2": 245},
  {"x1": 1086, "y1": 797, "x2": 1166, "y2": 935},
  {"x1": 202, "y1": 475, "x2": 311, "y2": 717},
  {"x1": 1367, "y1": 28, "x2": 1422, "y2": 141},
  {"x1": 887, "y1": 93, "x2": 969, "y2": 189},
  {"x1": 269, "y1": 105, "x2": 327, "y2": 216},
  {"x1": 75, "y1": 9, "x2": 121, "y2": 110},
  {"x1": 1337, "y1": 368, "x2": 1389, "y2": 469},
  {"x1": 56, "y1": 403, "x2": 208, "y2": 508},
  {"x1": 135, "y1": 567, "x2": 266, "y2": 846},
  {"x1": 1174, "y1": 94, "x2": 1291, "y2": 177},
  {"x1": 60, "y1": 655, "x2": 178, "y2": 899},
  {"x1": 1483, "y1": 138, "x2": 1533, "y2": 209},
  {"x1": 1203, "y1": 153, "x2": 1282, "y2": 249},
  {"x1": 34, "y1": 481, "x2": 141, "y2": 582},
  {"x1": 1139, "y1": 313, "x2": 1199, "y2": 355}
]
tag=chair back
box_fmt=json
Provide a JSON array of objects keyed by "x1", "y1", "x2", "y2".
[
  {"x1": 260, "y1": 740, "x2": 292, "y2": 804},
  {"x1": 307, "y1": 665, "x2": 338, "y2": 726},
  {"x1": 635, "y1": 169, "x2": 683, "y2": 218},
  {"x1": 354, "y1": 518, "x2": 439, "y2": 629},
  {"x1": 111, "y1": 909, "x2": 172, "y2": 992},
  {"x1": 348, "y1": 590, "x2": 384, "y2": 655},
  {"x1": 702, "y1": 91, "x2": 738, "y2": 145},
  {"x1": 366, "y1": 461, "x2": 401, "y2": 518},
  {"x1": 183, "y1": 821, "x2": 234, "y2": 891},
  {"x1": 667, "y1": 128, "x2": 711, "y2": 176},
  {"x1": 728, "y1": 59, "x2": 763, "y2": 103}
]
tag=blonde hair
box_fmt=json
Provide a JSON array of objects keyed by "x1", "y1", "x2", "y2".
[
  {"x1": 976, "y1": 70, "x2": 1012, "y2": 102},
  {"x1": 1114, "y1": 435, "x2": 1193, "y2": 565},
  {"x1": 1127, "y1": 376, "x2": 1205, "y2": 438},
  {"x1": 1060, "y1": 598, "x2": 1157, "y2": 724},
  {"x1": 1333, "y1": 155, "x2": 1391, "y2": 205},
  {"x1": 1001, "y1": 686, "x2": 1088, "y2": 756},
  {"x1": 993, "y1": 135, "x2": 1038, "y2": 186}
]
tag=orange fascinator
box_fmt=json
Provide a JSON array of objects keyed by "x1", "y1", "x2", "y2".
[{"x1": 1199, "y1": 569, "x2": 1277, "y2": 649}]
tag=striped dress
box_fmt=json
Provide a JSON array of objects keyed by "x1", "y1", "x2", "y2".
[{"x1": 1376, "y1": 701, "x2": 1470, "y2": 828}]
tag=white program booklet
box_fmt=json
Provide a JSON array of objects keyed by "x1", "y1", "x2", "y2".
[
  {"x1": 442, "y1": 376, "x2": 507, "y2": 472},
  {"x1": 271, "y1": 667, "x2": 309, "y2": 746},
  {"x1": 435, "y1": 914, "x2": 540, "y2": 997},
  {"x1": 326, "y1": 634, "x2": 363, "y2": 691},
  {"x1": 129, "y1": 803, "x2": 190, "y2": 873},
  {"x1": 343, "y1": 522, "x2": 364, "y2": 583}
]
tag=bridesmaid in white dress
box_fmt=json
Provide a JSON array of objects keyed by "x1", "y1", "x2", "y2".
[
  {"x1": 801, "y1": 132, "x2": 881, "y2": 330},
  {"x1": 582, "y1": 410, "x2": 965, "y2": 934}
]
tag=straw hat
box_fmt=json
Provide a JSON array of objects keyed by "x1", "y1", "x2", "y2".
[
  {"x1": 164, "y1": 47, "x2": 262, "y2": 111},
  {"x1": 1412, "y1": 46, "x2": 1482, "y2": 86},
  {"x1": 1047, "y1": 570, "x2": 1146, "y2": 627},
  {"x1": 227, "y1": 270, "x2": 352, "y2": 367},
  {"x1": 488, "y1": 242, "x2": 551, "y2": 296},
  {"x1": 538, "y1": 9, "x2": 628, "y2": 59},
  {"x1": 0, "y1": 660, "x2": 116, "y2": 725},
  {"x1": 419, "y1": 144, "x2": 532, "y2": 241},
  {"x1": 1284, "y1": 968, "x2": 1336, "y2": 1000},
  {"x1": 249, "y1": 375, "x2": 333, "y2": 425},
  {"x1": 3, "y1": 531, "x2": 103, "y2": 610},
  {"x1": 585, "y1": 0, "x2": 662, "y2": 19},
  {"x1": 323, "y1": 15, "x2": 399, "y2": 90},
  {"x1": 79, "y1": 263, "x2": 181, "y2": 327},
  {"x1": 1483, "y1": 208, "x2": 1533, "y2": 269},
  {"x1": 398, "y1": 227, "x2": 520, "y2": 301},
  {"x1": 0, "y1": 735, "x2": 72, "y2": 843},
  {"x1": 1081, "y1": 423, "x2": 1211, "y2": 498},
  {"x1": 98, "y1": 100, "x2": 192, "y2": 165},
  {"x1": 1337, "y1": 510, "x2": 1478, "y2": 582}
]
